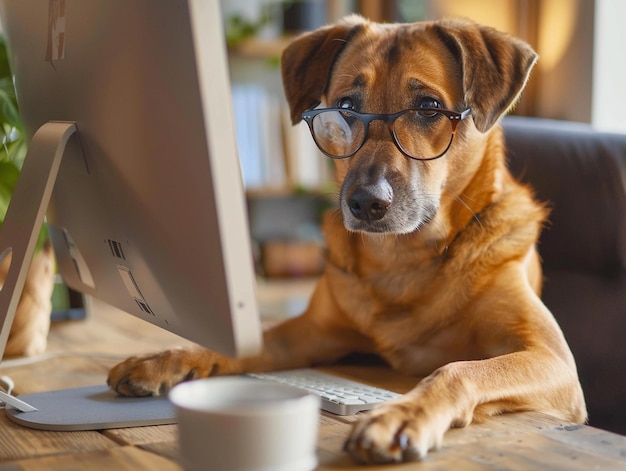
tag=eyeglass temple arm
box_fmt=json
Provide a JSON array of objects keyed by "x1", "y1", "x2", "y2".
[
  {"x1": 303, "y1": 101, "x2": 322, "y2": 115},
  {"x1": 450, "y1": 108, "x2": 472, "y2": 133}
]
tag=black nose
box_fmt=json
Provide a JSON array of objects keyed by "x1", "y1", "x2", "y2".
[{"x1": 348, "y1": 188, "x2": 391, "y2": 222}]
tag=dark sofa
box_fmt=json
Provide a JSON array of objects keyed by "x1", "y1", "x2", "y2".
[{"x1": 503, "y1": 116, "x2": 626, "y2": 435}]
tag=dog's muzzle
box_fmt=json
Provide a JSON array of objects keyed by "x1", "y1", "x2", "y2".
[
  {"x1": 341, "y1": 172, "x2": 438, "y2": 234},
  {"x1": 342, "y1": 176, "x2": 399, "y2": 232},
  {"x1": 347, "y1": 185, "x2": 392, "y2": 222}
]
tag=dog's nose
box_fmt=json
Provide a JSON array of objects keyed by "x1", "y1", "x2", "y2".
[{"x1": 348, "y1": 188, "x2": 391, "y2": 222}]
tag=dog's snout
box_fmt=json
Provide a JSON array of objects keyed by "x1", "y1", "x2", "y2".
[{"x1": 348, "y1": 187, "x2": 392, "y2": 222}]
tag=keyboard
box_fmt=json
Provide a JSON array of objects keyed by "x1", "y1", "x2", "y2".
[{"x1": 248, "y1": 368, "x2": 401, "y2": 416}]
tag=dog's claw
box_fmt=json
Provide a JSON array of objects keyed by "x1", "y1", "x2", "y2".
[
  {"x1": 397, "y1": 433, "x2": 410, "y2": 450},
  {"x1": 342, "y1": 402, "x2": 447, "y2": 464}
]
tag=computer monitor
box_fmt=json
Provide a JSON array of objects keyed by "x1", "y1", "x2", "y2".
[{"x1": 0, "y1": 0, "x2": 263, "y2": 429}]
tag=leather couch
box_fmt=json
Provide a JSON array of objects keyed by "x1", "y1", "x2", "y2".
[{"x1": 503, "y1": 116, "x2": 626, "y2": 435}]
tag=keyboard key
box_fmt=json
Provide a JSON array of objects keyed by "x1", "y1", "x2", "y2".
[{"x1": 247, "y1": 369, "x2": 401, "y2": 416}]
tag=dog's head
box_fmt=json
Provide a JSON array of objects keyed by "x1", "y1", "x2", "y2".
[{"x1": 281, "y1": 16, "x2": 537, "y2": 236}]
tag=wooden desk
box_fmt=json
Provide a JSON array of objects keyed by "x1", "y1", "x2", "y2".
[{"x1": 1, "y1": 299, "x2": 625, "y2": 470}]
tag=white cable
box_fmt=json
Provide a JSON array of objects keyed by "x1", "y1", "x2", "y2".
[
  {"x1": 0, "y1": 375, "x2": 15, "y2": 409},
  {"x1": 0, "y1": 375, "x2": 14, "y2": 395}
]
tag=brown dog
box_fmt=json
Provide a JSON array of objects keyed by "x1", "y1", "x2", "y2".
[
  {"x1": 108, "y1": 16, "x2": 587, "y2": 463},
  {"x1": 2, "y1": 243, "x2": 55, "y2": 358}
]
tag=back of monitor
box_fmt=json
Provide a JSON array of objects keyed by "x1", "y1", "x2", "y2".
[{"x1": 0, "y1": 0, "x2": 262, "y2": 360}]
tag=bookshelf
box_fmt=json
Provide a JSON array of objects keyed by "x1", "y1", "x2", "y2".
[
  {"x1": 228, "y1": 38, "x2": 333, "y2": 196},
  {"x1": 227, "y1": 37, "x2": 333, "y2": 279}
]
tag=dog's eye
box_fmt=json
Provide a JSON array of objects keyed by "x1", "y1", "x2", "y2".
[
  {"x1": 417, "y1": 97, "x2": 441, "y2": 117},
  {"x1": 419, "y1": 97, "x2": 441, "y2": 109},
  {"x1": 337, "y1": 98, "x2": 355, "y2": 110}
]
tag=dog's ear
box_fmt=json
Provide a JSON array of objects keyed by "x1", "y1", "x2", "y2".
[
  {"x1": 281, "y1": 15, "x2": 366, "y2": 125},
  {"x1": 432, "y1": 19, "x2": 538, "y2": 133}
]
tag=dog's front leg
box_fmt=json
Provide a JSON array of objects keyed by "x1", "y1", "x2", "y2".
[
  {"x1": 344, "y1": 347, "x2": 585, "y2": 464},
  {"x1": 108, "y1": 275, "x2": 370, "y2": 396},
  {"x1": 343, "y1": 288, "x2": 587, "y2": 468}
]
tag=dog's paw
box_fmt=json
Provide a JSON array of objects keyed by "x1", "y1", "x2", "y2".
[
  {"x1": 343, "y1": 401, "x2": 455, "y2": 464},
  {"x1": 107, "y1": 347, "x2": 225, "y2": 397}
]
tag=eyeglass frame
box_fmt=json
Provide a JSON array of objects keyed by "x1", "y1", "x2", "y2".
[{"x1": 301, "y1": 104, "x2": 472, "y2": 161}]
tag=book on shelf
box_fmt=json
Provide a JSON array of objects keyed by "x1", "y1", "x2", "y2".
[
  {"x1": 231, "y1": 84, "x2": 273, "y2": 188},
  {"x1": 231, "y1": 83, "x2": 330, "y2": 193}
]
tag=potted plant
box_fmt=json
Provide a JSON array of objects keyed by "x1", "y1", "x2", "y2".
[{"x1": 0, "y1": 36, "x2": 55, "y2": 357}]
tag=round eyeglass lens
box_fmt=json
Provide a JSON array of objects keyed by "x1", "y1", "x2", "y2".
[
  {"x1": 311, "y1": 110, "x2": 365, "y2": 158},
  {"x1": 393, "y1": 110, "x2": 453, "y2": 159}
]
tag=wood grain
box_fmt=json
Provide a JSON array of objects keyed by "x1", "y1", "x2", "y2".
[
  {"x1": 0, "y1": 413, "x2": 115, "y2": 462},
  {"x1": 0, "y1": 446, "x2": 180, "y2": 471}
]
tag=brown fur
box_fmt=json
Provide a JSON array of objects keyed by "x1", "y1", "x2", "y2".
[
  {"x1": 2, "y1": 243, "x2": 55, "y2": 357},
  {"x1": 108, "y1": 16, "x2": 586, "y2": 463}
]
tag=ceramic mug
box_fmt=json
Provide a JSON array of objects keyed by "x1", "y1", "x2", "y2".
[{"x1": 169, "y1": 376, "x2": 320, "y2": 471}]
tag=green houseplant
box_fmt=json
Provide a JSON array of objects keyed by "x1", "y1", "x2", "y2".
[
  {"x1": 0, "y1": 35, "x2": 46, "y2": 250},
  {"x1": 0, "y1": 36, "x2": 27, "y2": 224},
  {"x1": 0, "y1": 36, "x2": 55, "y2": 357}
]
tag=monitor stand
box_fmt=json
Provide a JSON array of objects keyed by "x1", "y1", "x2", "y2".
[{"x1": 0, "y1": 121, "x2": 177, "y2": 431}]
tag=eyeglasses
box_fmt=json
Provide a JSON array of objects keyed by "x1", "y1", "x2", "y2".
[{"x1": 302, "y1": 106, "x2": 471, "y2": 161}]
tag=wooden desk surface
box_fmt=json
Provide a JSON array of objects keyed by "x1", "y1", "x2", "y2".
[{"x1": 1, "y1": 297, "x2": 625, "y2": 470}]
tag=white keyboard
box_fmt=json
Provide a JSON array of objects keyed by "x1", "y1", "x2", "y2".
[{"x1": 248, "y1": 369, "x2": 401, "y2": 416}]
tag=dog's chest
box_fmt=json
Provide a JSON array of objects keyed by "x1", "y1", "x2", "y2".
[
  {"x1": 332, "y1": 271, "x2": 484, "y2": 374},
  {"x1": 333, "y1": 273, "x2": 486, "y2": 375},
  {"x1": 326, "y1": 239, "x2": 492, "y2": 374},
  {"x1": 329, "y1": 251, "x2": 450, "y2": 328}
]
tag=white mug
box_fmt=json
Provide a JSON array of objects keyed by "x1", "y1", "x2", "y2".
[{"x1": 169, "y1": 376, "x2": 320, "y2": 471}]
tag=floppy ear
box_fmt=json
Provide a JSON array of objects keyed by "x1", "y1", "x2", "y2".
[
  {"x1": 431, "y1": 19, "x2": 538, "y2": 133},
  {"x1": 281, "y1": 16, "x2": 366, "y2": 125}
]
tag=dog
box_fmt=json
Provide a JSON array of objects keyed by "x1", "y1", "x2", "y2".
[
  {"x1": 108, "y1": 16, "x2": 587, "y2": 464},
  {"x1": 2, "y1": 242, "x2": 55, "y2": 358}
]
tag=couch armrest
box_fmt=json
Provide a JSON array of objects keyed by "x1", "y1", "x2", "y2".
[
  {"x1": 503, "y1": 117, "x2": 626, "y2": 434},
  {"x1": 503, "y1": 116, "x2": 626, "y2": 273}
]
